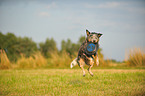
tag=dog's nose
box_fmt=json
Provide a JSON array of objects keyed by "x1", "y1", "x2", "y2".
[{"x1": 93, "y1": 40, "x2": 96, "y2": 42}]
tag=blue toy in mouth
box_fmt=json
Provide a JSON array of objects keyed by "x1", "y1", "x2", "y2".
[{"x1": 87, "y1": 43, "x2": 96, "y2": 52}]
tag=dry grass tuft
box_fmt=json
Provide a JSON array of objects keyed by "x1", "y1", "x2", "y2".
[
  {"x1": 125, "y1": 48, "x2": 145, "y2": 66},
  {"x1": 0, "y1": 50, "x2": 11, "y2": 69},
  {"x1": 49, "y1": 50, "x2": 75, "y2": 68},
  {"x1": 33, "y1": 52, "x2": 47, "y2": 67},
  {"x1": 16, "y1": 52, "x2": 47, "y2": 69}
]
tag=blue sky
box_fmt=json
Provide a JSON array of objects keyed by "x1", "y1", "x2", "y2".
[{"x1": 0, "y1": 0, "x2": 145, "y2": 61}]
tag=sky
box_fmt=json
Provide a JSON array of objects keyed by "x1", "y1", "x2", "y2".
[{"x1": 0, "y1": 0, "x2": 145, "y2": 61}]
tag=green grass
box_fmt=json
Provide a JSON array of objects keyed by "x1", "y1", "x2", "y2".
[{"x1": 0, "y1": 69, "x2": 145, "y2": 96}]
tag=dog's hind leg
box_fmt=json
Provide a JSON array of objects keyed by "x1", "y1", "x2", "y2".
[
  {"x1": 80, "y1": 65, "x2": 86, "y2": 77},
  {"x1": 87, "y1": 58, "x2": 94, "y2": 76},
  {"x1": 78, "y1": 58, "x2": 86, "y2": 77},
  {"x1": 88, "y1": 65, "x2": 94, "y2": 76}
]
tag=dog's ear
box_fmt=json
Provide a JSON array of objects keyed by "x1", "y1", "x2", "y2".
[
  {"x1": 86, "y1": 29, "x2": 90, "y2": 36},
  {"x1": 97, "y1": 33, "x2": 102, "y2": 38}
]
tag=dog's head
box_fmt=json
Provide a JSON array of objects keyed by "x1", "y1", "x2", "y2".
[{"x1": 86, "y1": 29, "x2": 102, "y2": 43}]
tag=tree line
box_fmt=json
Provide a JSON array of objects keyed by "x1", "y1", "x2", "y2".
[
  {"x1": 0, "y1": 32, "x2": 104, "y2": 63},
  {"x1": 1, "y1": 32, "x2": 144, "y2": 69}
]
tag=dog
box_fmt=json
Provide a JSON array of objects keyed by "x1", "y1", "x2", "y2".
[{"x1": 70, "y1": 29, "x2": 102, "y2": 76}]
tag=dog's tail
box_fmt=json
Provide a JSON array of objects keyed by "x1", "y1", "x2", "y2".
[{"x1": 70, "y1": 58, "x2": 78, "y2": 68}]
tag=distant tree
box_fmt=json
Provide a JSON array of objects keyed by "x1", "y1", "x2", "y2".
[
  {"x1": 78, "y1": 36, "x2": 85, "y2": 45},
  {"x1": 65, "y1": 39, "x2": 72, "y2": 55},
  {"x1": 0, "y1": 32, "x2": 38, "y2": 62},
  {"x1": 39, "y1": 38, "x2": 57, "y2": 58},
  {"x1": 16, "y1": 37, "x2": 38, "y2": 57},
  {"x1": 61, "y1": 40, "x2": 66, "y2": 51},
  {"x1": 0, "y1": 32, "x2": 6, "y2": 49},
  {"x1": 60, "y1": 37, "x2": 83, "y2": 57},
  {"x1": 61, "y1": 39, "x2": 76, "y2": 56},
  {"x1": 1, "y1": 32, "x2": 19, "y2": 61}
]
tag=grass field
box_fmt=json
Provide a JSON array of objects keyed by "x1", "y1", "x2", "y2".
[{"x1": 0, "y1": 69, "x2": 145, "y2": 96}]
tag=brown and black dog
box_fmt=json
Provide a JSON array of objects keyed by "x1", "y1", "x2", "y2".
[{"x1": 70, "y1": 29, "x2": 102, "y2": 76}]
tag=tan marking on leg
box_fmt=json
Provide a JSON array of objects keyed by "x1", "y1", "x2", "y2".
[
  {"x1": 88, "y1": 57, "x2": 94, "y2": 76},
  {"x1": 95, "y1": 55, "x2": 99, "y2": 66},
  {"x1": 92, "y1": 55, "x2": 95, "y2": 59},
  {"x1": 83, "y1": 53, "x2": 89, "y2": 59},
  {"x1": 79, "y1": 58, "x2": 86, "y2": 76}
]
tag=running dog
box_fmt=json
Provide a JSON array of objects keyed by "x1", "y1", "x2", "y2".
[{"x1": 70, "y1": 29, "x2": 102, "y2": 76}]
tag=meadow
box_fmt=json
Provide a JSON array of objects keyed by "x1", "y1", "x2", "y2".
[{"x1": 0, "y1": 69, "x2": 144, "y2": 96}]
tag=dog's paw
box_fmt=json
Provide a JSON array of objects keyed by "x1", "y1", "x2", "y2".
[
  {"x1": 91, "y1": 74, "x2": 94, "y2": 77},
  {"x1": 89, "y1": 72, "x2": 93, "y2": 76}
]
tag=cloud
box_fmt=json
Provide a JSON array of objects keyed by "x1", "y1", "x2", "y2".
[
  {"x1": 84, "y1": 1, "x2": 145, "y2": 15},
  {"x1": 39, "y1": 12, "x2": 50, "y2": 17},
  {"x1": 98, "y1": 2, "x2": 120, "y2": 8},
  {"x1": 46, "y1": 2, "x2": 57, "y2": 9},
  {"x1": 126, "y1": 7, "x2": 145, "y2": 14},
  {"x1": 38, "y1": 2, "x2": 58, "y2": 18},
  {"x1": 84, "y1": 2, "x2": 123, "y2": 9}
]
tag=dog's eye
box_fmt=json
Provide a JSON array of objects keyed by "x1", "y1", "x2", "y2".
[{"x1": 89, "y1": 34, "x2": 93, "y2": 36}]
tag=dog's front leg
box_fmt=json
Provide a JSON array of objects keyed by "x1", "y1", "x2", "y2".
[
  {"x1": 92, "y1": 55, "x2": 99, "y2": 66},
  {"x1": 95, "y1": 54, "x2": 99, "y2": 66},
  {"x1": 87, "y1": 57, "x2": 94, "y2": 76}
]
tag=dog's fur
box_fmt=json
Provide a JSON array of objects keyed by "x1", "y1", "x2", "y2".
[{"x1": 70, "y1": 29, "x2": 102, "y2": 76}]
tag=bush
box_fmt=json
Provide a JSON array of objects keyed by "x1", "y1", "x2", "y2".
[{"x1": 125, "y1": 48, "x2": 145, "y2": 66}]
